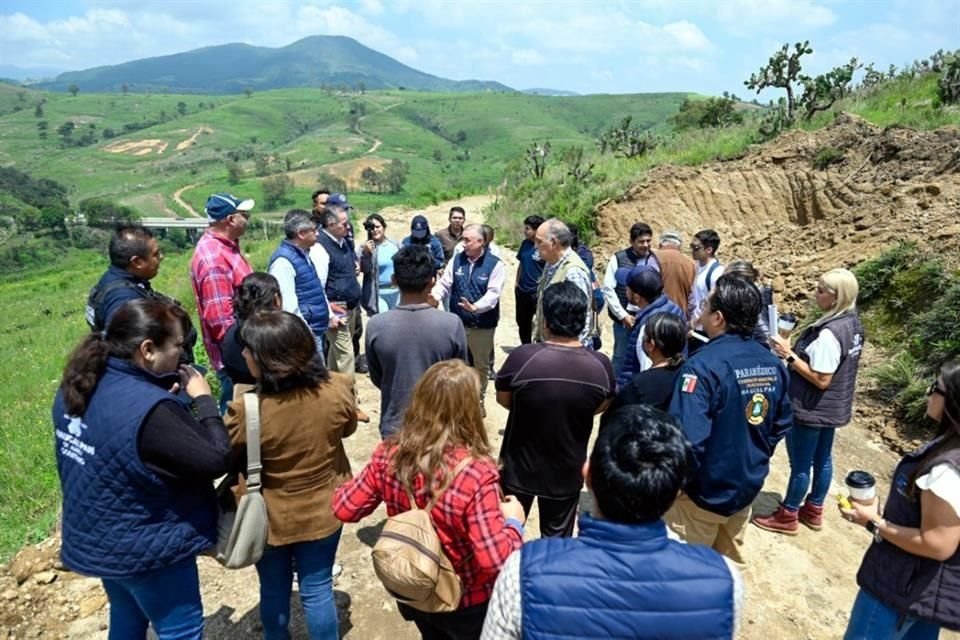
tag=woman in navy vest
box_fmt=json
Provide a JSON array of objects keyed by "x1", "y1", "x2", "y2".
[
  {"x1": 226, "y1": 310, "x2": 357, "y2": 640},
  {"x1": 841, "y1": 361, "x2": 960, "y2": 639},
  {"x1": 753, "y1": 268, "x2": 864, "y2": 535},
  {"x1": 54, "y1": 299, "x2": 230, "y2": 639}
]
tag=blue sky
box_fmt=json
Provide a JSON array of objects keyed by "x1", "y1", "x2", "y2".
[{"x1": 1, "y1": 0, "x2": 957, "y2": 95}]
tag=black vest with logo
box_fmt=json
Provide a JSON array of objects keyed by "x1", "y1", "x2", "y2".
[
  {"x1": 789, "y1": 312, "x2": 864, "y2": 426},
  {"x1": 857, "y1": 437, "x2": 960, "y2": 630},
  {"x1": 451, "y1": 250, "x2": 500, "y2": 329},
  {"x1": 316, "y1": 231, "x2": 361, "y2": 308}
]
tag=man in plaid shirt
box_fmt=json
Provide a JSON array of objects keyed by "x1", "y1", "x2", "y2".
[{"x1": 190, "y1": 193, "x2": 254, "y2": 411}]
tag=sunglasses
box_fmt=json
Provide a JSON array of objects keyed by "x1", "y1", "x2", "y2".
[
  {"x1": 690, "y1": 244, "x2": 703, "y2": 251},
  {"x1": 928, "y1": 380, "x2": 946, "y2": 397}
]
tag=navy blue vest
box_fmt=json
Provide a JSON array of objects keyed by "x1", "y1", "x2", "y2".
[
  {"x1": 609, "y1": 248, "x2": 659, "y2": 321},
  {"x1": 316, "y1": 231, "x2": 361, "y2": 308},
  {"x1": 617, "y1": 295, "x2": 685, "y2": 388},
  {"x1": 54, "y1": 358, "x2": 217, "y2": 578},
  {"x1": 269, "y1": 240, "x2": 330, "y2": 335},
  {"x1": 521, "y1": 514, "x2": 735, "y2": 639},
  {"x1": 451, "y1": 250, "x2": 500, "y2": 329},
  {"x1": 857, "y1": 437, "x2": 960, "y2": 630}
]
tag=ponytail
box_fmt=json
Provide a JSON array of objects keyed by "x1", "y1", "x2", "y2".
[{"x1": 61, "y1": 333, "x2": 112, "y2": 415}]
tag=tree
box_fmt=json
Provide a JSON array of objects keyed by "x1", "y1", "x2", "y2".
[
  {"x1": 598, "y1": 117, "x2": 658, "y2": 158},
  {"x1": 261, "y1": 175, "x2": 293, "y2": 208},
  {"x1": 316, "y1": 171, "x2": 347, "y2": 194},
  {"x1": 121, "y1": 83, "x2": 129, "y2": 95},
  {"x1": 68, "y1": 83, "x2": 79, "y2": 97},
  {"x1": 176, "y1": 101, "x2": 187, "y2": 116},
  {"x1": 34, "y1": 103, "x2": 43, "y2": 118},
  {"x1": 225, "y1": 160, "x2": 243, "y2": 184},
  {"x1": 244, "y1": 87, "x2": 253, "y2": 98},
  {"x1": 57, "y1": 121, "x2": 75, "y2": 145},
  {"x1": 254, "y1": 154, "x2": 271, "y2": 177},
  {"x1": 360, "y1": 166, "x2": 382, "y2": 192},
  {"x1": 526, "y1": 141, "x2": 551, "y2": 179},
  {"x1": 744, "y1": 41, "x2": 812, "y2": 121},
  {"x1": 455, "y1": 130, "x2": 467, "y2": 144},
  {"x1": 36, "y1": 120, "x2": 48, "y2": 139},
  {"x1": 381, "y1": 159, "x2": 409, "y2": 194},
  {"x1": 78, "y1": 198, "x2": 140, "y2": 227},
  {"x1": 798, "y1": 58, "x2": 861, "y2": 120},
  {"x1": 670, "y1": 96, "x2": 743, "y2": 130}
]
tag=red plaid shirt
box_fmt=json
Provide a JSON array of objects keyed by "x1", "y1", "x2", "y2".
[
  {"x1": 190, "y1": 231, "x2": 252, "y2": 370},
  {"x1": 332, "y1": 442, "x2": 522, "y2": 608}
]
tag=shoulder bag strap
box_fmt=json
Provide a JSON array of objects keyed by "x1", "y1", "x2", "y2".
[
  {"x1": 242, "y1": 393, "x2": 263, "y2": 494},
  {"x1": 425, "y1": 456, "x2": 475, "y2": 512}
]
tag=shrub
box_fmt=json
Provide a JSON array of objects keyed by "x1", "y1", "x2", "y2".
[{"x1": 812, "y1": 146, "x2": 845, "y2": 170}]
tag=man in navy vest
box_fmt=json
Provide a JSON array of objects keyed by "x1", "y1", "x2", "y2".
[
  {"x1": 601, "y1": 222, "x2": 661, "y2": 377},
  {"x1": 430, "y1": 224, "x2": 504, "y2": 414},
  {"x1": 268, "y1": 209, "x2": 332, "y2": 359},
  {"x1": 667, "y1": 275, "x2": 793, "y2": 565},
  {"x1": 311, "y1": 205, "x2": 362, "y2": 378},
  {"x1": 481, "y1": 403, "x2": 742, "y2": 639}
]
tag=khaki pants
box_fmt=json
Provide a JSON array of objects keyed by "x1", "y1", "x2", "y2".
[
  {"x1": 325, "y1": 306, "x2": 358, "y2": 381},
  {"x1": 465, "y1": 327, "x2": 495, "y2": 397},
  {"x1": 664, "y1": 493, "x2": 750, "y2": 565}
]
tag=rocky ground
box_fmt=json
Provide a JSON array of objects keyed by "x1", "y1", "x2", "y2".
[{"x1": 3, "y1": 114, "x2": 960, "y2": 638}]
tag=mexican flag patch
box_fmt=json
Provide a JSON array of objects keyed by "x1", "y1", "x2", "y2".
[{"x1": 681, "y1": 374, "x2": 698, "y2": 393}]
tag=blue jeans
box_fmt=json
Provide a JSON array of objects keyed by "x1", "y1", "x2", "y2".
[
  {"x1": 101, "y1": 556, "x2": 203, "y2": 640},
  {"x1": 256, "y1": 528, "x2": 342, "y2": 640},
  {"x1": 784, "y1": 423, "x2": 837, "y2": 510},
  {"x1": 612, "y1": 320, "x2": 630, "y2": 378},
  {"x1": 216, "y1": 368, "x2": 234, "y2": 415},
  {"x1": 844, "y1": 589, "x2": 940, "y2": 639}
]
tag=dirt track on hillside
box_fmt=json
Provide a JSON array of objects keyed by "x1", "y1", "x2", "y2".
[{"x1": 4, "y1": 116, "x2": 960, "y2": 637}]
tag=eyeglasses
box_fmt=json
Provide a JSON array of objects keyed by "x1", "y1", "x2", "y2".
[
  {"x1": 233, "y1": 211, "x2": 251, "y2": 220},
  {"x1": 690, "y1": 244, "x2": 703, "y2": 251},
  {"x1": 928, "y1": 380, "x2": 946, "y2": 397}
]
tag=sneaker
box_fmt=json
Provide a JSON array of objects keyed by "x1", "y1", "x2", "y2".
[
  {"x1": 355, "y1": 355, "x2": 369, "y2": 374},
  {"x1": 751, "y1": 505, "x2": 799, "y2": 536},
  {"x1": 332, "y1": 563, "x2": 343, "y2": 579},
  {"x1": 798, "y1": 501, "x2": 824, "y2": 531}
]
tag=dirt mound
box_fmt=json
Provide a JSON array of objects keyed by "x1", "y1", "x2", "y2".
[
  {"x1": 288, "y1": 157, "x2": 390, "y2": 191},
  {"x1": 102, "y1": 138, "x2": 169, "y2": 156},
  {"x1": 176, "y1": 127, "x2": 214, "y2": 151},
  {"x1": 596, "y1": 113, "x2": 960, "y2": 311}
]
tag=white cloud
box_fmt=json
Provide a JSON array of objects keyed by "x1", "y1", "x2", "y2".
[
  {"x1": 511, "y1": 48, "x2": 545, "y2": 66},
  {"x1": 716, "y1": 0, "x2": 836, "y2": 35},
  {"x1": 360, "y1": 0, "x2": 384, "y2": 16},
  {"x1": 664, "y1": 21, "x2": 713, "y2": 52}
]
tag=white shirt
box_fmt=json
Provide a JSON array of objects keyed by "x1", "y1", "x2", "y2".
[
  {"x1": 309, "y1": 229, "x2": 355, "y2": 288},
  {"x1": 635, "y1": 324, "x2": 652, "y2": 372},
  {"x1": 269, "y1": 249, "x2": 331, "y2": 326},
  {"x1": 431, "y1": 251, "x2": 505, "y2": 314},
  {"x1": 805, "y1": 328, "x2": 842, "y2": 374},
  {"x1": 917, "y1": 463, "x2": 960, "y2": 519},
  {"x1": 691, "y1": 259, "x2": 724, "y2": 329}
]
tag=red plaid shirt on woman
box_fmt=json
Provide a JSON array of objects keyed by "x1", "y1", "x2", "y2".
[
  {"x1": 190, "y1": 231, "x2": 252, "y2": 370},
  {"x1": 333, "y1": 442, "x2": 523, "y2": 608}
]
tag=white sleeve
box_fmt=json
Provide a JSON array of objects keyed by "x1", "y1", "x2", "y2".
[
  {"x1": 480, "y1": 550, "x2": 522, "y2": 640},
  {"x1": 309, "y1": 244, "x2": 330, "y2": 288},
  {"x1": 805, "y1": 328, "x2": 842, "y2": 374},
  {"x1": 916, "y1": 463, "x2": 960, "y2": 519},
  {"x1": 636, "y1": 324, "x2": 652, "y2": 372},
  {"x1": 268, "y1": 258, "x2": 303, "y2": 320},
  {"x1": 430, "y1": 258, "x2": 455, "y2": 302},
  {"x1": 602, "y1": 256, "x2": 628, "y2": 321}
]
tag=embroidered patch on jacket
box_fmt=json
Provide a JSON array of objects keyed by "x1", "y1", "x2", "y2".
[
  {"x1": 745, "y1": 393, "x2": 770, "y2": 426},
  {"x1": 681, "y1": 374, "x2": 698, "y2": 393}
]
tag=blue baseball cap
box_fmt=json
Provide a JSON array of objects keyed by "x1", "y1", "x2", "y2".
[
  {"x1": 205, "y1": 193, "x2": 254, "y2": 221},
  {"x1": 410, "y1": 214, "x2": 430, "y2": 240},
  {"x1": 326, "y1": 193, "x2": 352, "y2": 210},
  {"x1": 615, "y1": 264, "x2": 662, "y2": 294}
]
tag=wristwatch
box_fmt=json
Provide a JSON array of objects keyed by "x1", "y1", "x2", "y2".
[
  {"x1": 786, "y1": 354, "x2": 796, "y2": 365},
  {"x1": 865, "y1": 519, "x2": 884, "y2": 543}
]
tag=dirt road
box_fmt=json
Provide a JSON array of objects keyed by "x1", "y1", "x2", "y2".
[{"x1": 7, "y1": 195, "x2": 955, "y2": 639}]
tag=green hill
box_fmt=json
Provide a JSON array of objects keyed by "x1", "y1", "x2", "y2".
[{"x1": 40, "y1": 36, "x2": 513, "y2": 95}]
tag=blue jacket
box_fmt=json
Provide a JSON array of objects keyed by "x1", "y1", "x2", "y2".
[
  {"x1": 316, "y1": 231, "x2": 361, "y2": 308},
  {"x1": 402, "y1": 235, "x2": 446, "y2": 271},
  {"x1": 617, "y1": 295, "x2": 685, "y2": 388},
  {"x1": 269, "y1": 240, "x2": 330, "y2": 336},
  {"x1": 668, "y1": 333, "x2": 793, "y2": 516},
  {"x1": 521, "y1": 513, "x2": 735, "y2": 639},
  {"x1": 54, "y1": 358, "x2": 217, "y2": 578},
  {"x1": 451, "y1": 250, "x2": 500, "y2": 329}
]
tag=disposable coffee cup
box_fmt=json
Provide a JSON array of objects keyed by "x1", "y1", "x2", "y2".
[
  {"x1": 778, "y1": 313, "x2": 797, "y2": 338},
  {"x1": 845, "y1": 470, "x2": 877, "y2": 504}
]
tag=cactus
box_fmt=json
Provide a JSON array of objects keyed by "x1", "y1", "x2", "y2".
[
  {"x1": 745, "y1": 41, "x2": 812, "y2": 122},
  {"x1": 938, "y1": 50, "x2": 960, "y2": 105}
]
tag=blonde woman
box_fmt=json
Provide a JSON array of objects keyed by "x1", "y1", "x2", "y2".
[
  {"x1": 753, "y1": 268, "x2": 865, "y2": 535},
  {"x1": 333, "y1": 360, "x2": 525, "y2": 639}
]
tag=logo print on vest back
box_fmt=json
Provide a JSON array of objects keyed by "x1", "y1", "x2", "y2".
[{"x1": 745, "y1": 393, "x2": 769, "y2": 426}]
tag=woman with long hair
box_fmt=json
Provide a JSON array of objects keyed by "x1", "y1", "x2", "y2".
[
  {"x1": 54, "y1": 298, "x2": 230, "y2": 638},
  {"x1": 225, "y1": 310, "x2": 357, "y2": 639},
  {"x1": 359, "y1": 213, "x2": 401, "y2": 315},
  {"x1": 602, "y1": 312, "x2": 686, "y2": 424},
  {"x1": 841, "y1": 361, "x2": 960, "y2": 639},
  {"x1": 333, "y1": 360, "x2": 526, "y2": 639},
  {"x1": 753, "y1": 268, "x2": 865, "y2": 534},
  {"x1": 725, "y1": 259, "x2": 775, "y2": 347}
]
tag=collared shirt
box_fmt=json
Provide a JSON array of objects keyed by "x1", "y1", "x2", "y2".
[
  {"x1": 431, "y1": 250, "x2": 506, "y2": 314},
  {"x1": 268, "y1": 257, "x2": 306, "y2": 322},
  {"x1": 310, "y1": 229, "x2": 352, "y2": 287},
  {"x1": 601, "y1": 250, "x2": 660, "y2": 321},
  {"x1": 332, "y1": 442, "x2": 523, "y2": 608},
  {"x1": 542, "y1": 249, "x2": 593, "y2": 347},
  {"x1": 190, "y1": 231, "x2": 252, "y2": 370}
]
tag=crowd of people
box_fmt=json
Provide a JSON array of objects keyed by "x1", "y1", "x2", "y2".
[{"x1": 54, "y1": 189, "x2": 960, "y2": 640}]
